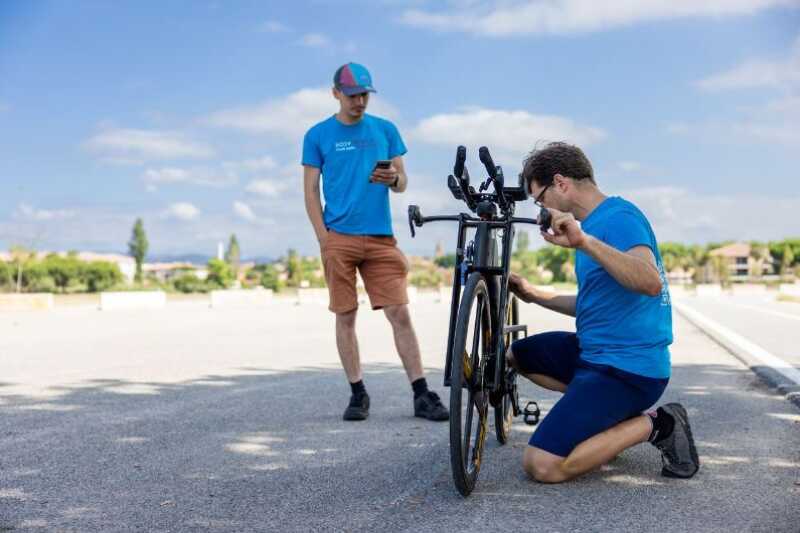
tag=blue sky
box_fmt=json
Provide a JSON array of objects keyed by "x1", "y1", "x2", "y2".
[{"x1": 1, "y1": 0, "x2": 799, "y2": 259}]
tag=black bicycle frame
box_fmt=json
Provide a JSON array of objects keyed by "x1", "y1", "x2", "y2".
[
  {"x1": 440, "y1": 215, "x2": 537, "y2": 388},
  {"x1": 409, "y1": 145, "x2": 547, "y2": 389}
]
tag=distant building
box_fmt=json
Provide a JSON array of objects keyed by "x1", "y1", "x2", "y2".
[
  {"x1": 706, "y1": 242, "x2": 773, "y2": 283},
  {"x1": 143, "y1": 262, "x2": 207, "y2": 282}
]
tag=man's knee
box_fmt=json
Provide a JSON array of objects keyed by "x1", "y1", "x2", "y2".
[
  {"x1": 384, "y1": 304, "x2": 411, "y2": 328},
  {"x1": 523, "y1": 447, "x2": 567, "y2": 484},
  {"x1": 336, "y1": 309, "x2": 358, "y2": 329},
  {"x1": 506, "y1": 346, "x2": 518, "y2": 370}
]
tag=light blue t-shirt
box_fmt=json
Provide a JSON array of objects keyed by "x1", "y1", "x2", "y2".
[
  {"x1": 302, "y1": 114, "x2": 407, "y2": 236},
  {"x1": 575, "y1": 196, "x2": 673, "y2": 378}
]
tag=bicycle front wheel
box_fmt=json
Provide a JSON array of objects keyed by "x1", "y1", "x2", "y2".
[{"x1": 449, "y1": 272, "x2": 492, "y2": 497}]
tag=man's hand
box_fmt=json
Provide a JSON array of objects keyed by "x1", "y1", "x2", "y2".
[
  {"x1": 370, "y1": 164, "x2": 399, "y2": 187},
  {"x1": 541, "y1": 207, "x2": 587, "y2": 249},
  {"x1": 508, "y1": 272, "x2": 529, "y2": 300}
]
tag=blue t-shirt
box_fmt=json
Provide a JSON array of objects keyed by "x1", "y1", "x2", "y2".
[
  {"x1": 575, "y1": 196, "x2": 673, "y2": 379},
  {"x1": 302, "y1": 114, "x2": 407, "y2": 236}
]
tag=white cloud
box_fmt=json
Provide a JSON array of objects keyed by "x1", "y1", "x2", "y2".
[
  {"x1": 142, "y1": 167, "x2": 237, "y2": 187},
  {"x1": 245, "y1": 179, "x2": 289, "y2": 197},
  {"x1": 162, "y1": 202, "x2": 200, "y2": 221},
  {"x1": 14, "y1": 203, "x2": 76, "y2": 221},
  {"x1": 205, "y1": 87, "x2": 399, "y2": 139},
  {"x1": 676, "y1": 36, "x2": 800, "y2": 147},
  {"x1": 696, "y1": 36, "x2": 800, "y2": 91},
  {"x1": 233, "y1": 201, "x2": 257, "y2": 222},
  {"x1": 400, "y1": 0, "x2": 796, "y2": 37},
  {"x1": 260, "y1": 20, "x2": 291, "y2": 33},
  {"x1": 410, "y1": 108, "x2": 606, "y2": 160},
  {"x1": 85, "y1": 128, "x2": 214, "y2": 162},
  {"x1": 298, "y1": 33, "x2": 331, "y2": 47},
  {"x1": 617, "y1": 161, "x2": 642, "y2": 173},
  {"x1": 617, "y1": 186, "x2": 800, "y2": 244},
  {"x1": 225, "y1": 156, "x2": 279, "y2": 172}
]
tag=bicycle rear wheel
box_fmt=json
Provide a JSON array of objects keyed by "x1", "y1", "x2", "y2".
[
  {"x1": 495, "y1": 295, "x2": 519, "y2": 444},
  {"x1": 449, "y1": 272, "x2": 492, "y2": 497}
]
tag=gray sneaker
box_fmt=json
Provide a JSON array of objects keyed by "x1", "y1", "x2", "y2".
[{"x1": 652, "y1": 403, "x2": 700, "y2": 478}]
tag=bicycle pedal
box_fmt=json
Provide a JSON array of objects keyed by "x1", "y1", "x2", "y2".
[{"x1": 523, "y1": 401, "x2": 540, "y2": 426}]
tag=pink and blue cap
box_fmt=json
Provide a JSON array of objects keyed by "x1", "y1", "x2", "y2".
[{"x1": 333, "y1": 62, "x2": 376, "y2": 96}]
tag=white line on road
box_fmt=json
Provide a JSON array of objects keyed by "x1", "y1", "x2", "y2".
[
  {"x1": 674, "y1": 302, "x2": 800, "y2": 387},
  {"x1": 727, "y1": 302, "x2": 800, "y2": 322}
]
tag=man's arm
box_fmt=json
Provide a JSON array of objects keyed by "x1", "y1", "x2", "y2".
[
  {"x1": 580, "y1": 238, "x2": 662, "y2": 296},
  {"x1": 303, "y1": 165, "x2": 327, "y2": 244},
  {"x1": 370, "y1": 156, "x2": 408, "y2": 193},
  {"x1": 542, "y1": 208, "x2": 662, "y2": 297},
  {"x1": 508, "y1": 272, "x2": 577, "y2": 317}
]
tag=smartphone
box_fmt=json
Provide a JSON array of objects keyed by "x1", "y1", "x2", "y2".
[{"x1": 374, "y1": 160, "x2": 392, "y2": 170}]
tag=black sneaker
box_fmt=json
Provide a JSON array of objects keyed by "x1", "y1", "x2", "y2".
[
  {"x1": 652, "y1": 403, "x2": 700, "y2": 478},
  {"x1": 343, "y1": 392, "x2": 369, "y2": 421},
  {"x1": 414, "y1": 391, "x2": 449, "y2": 421}
]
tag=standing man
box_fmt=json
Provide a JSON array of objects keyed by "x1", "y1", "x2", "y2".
[
  {"x1": 507, "y1": 142, "x2": 700, "y2": 482},
  {"x1": 302, "y1": 62, "x2": 448, "y2": 422}
]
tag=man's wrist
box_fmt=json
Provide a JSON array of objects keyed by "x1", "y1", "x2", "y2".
[{"x1": 575, "y1": 232, "x2": 592, "y2": 251}]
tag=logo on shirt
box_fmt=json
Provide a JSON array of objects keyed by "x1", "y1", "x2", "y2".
[
  {"x1": 335, "y1": 139, "x2": 377, "y2": 152},
  {"x1": 657, "y1": 262, "x2": 671, "y2": 306},
  {"x1": 335, "y1": 141, "x2": 356, "y2": 152}
]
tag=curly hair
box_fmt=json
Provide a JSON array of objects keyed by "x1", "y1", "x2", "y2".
[{"x1": 520, "y1": 141, "x2": 595, "y2": 192}]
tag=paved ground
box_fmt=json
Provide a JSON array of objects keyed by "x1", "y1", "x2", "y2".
[
  {"x1": 674, "y1": 292, "x2": 800, "y2": 370},
  {"x1": 1, "y1": 296, "x2": 799, "y2": 532}
]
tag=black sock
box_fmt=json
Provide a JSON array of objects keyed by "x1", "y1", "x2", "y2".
[
  {"x1": 648, "y1": 407, "x2": 675, "y2": 443},
  {"x1": 350, "y1": 380, "x2": 366, "y2": 397},
  {"x1": 411, "y1": 377, "x2": 429, "y2": 399}
]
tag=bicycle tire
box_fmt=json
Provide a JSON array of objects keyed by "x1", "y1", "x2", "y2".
[
  {"x1": 495, "y1": 295, "x2": 519, "y2": 444},
  {"x1": 449, "y1": 272, "x2": 492, "y2": 497}
]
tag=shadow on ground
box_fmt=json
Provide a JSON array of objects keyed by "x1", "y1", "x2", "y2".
[{"x1": 1, "y1": 362, "x2": 798, "y2": 532}]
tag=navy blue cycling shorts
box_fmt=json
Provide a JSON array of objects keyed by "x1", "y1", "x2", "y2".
[{"x1": 510, "y1": 331, "x2": 668, "y2": 458}]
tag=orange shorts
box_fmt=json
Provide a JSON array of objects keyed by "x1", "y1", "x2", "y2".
[{"x1": 321, "y1": 230, "x2": 409, "y2": 314}]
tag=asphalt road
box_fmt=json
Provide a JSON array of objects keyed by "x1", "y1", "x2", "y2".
[
  {"x1": 1, "y1": 296, "x2": 799, "y2": 532},
  {"x1": 673, "y1": 292, "x2": 800, "y2": 370}
]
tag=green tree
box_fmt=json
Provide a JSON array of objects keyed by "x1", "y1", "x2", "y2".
[
  {"x1": 42, "y1": 254, "x2": 82, "y2": 292},
  {"x1": 781, "y1": 245, "x2": 795, "y2": 276},
  {"x1": 206, "y1": 258, "x2": 233, "y2": 289},
  {"x1": 434, "y1": 254, "x2": 457, "y2": 269},
  {"x1": 260, "y1": 264, "x2": 285, "y2": 291},
  {"x1": 9, "y1": 246, "x2": 35, "y2": 293},
  {"x1": 173, "y1": 272, "x2": 207, "y2": 293},
  {"x1": 535, "y1": 246, "x2": 574, "y2": 282},
  {"x1": 225, "y1": 234, "x2": 241, "y2": 276},
  {"x1": 286, "y1": 249, "x2": 302, "y2": 287},
  {"x1": 128, "y1": 218, "x2": 148, "y2": 283},
  {"x1": 82, "y1": 261, "x2": 123, "y2": 292},
  {"x1": 0, "y1": 261, "x2": 10, "y2": 289}
]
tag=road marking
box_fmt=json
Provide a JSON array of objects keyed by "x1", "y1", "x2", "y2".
[
  {"x1": 727, "y1": 302, "x2": 800, "y2": 322},
  {"x1": 675, "y1": 302, "x2": 800, "y2": 387}
]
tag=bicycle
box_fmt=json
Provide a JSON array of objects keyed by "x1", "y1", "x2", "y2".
[{"x1": 408, "y1": 145, "x2": 552, "y2": 496}]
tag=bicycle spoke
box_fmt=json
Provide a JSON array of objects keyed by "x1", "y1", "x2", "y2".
[{"x1": 463, "y1": 388, "x2": 474, "y2": 456}]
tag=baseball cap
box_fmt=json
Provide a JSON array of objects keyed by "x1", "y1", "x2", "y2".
[{"x1": 333, "y1": 62, "x2": 376, "y2": 96}]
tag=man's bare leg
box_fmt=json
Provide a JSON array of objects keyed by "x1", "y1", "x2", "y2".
[
  {"x1": 523, "y1": 414, "x2": 652, "y2": 483},
  {"x1": 336, "y1": 309, "x2": 361, "y2": 382},
  {"x1": 507, "y1": 346, "x2": 566, "y2": 392},
  {"x1": 383, "y1": 304, "x2": 424, "y2": 382}
]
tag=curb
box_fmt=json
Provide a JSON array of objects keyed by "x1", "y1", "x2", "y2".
[{"x1": 674, "y1": 302, "x2": 800, "y2": 412}]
